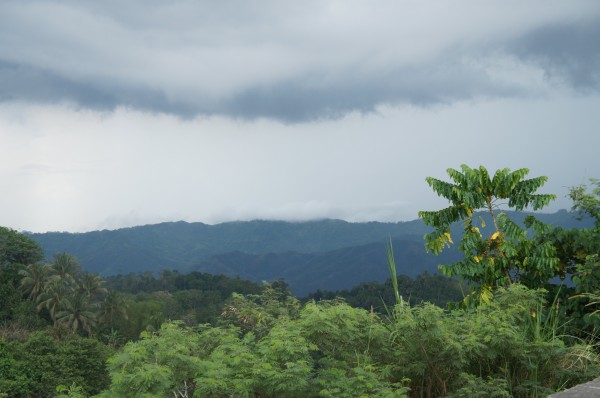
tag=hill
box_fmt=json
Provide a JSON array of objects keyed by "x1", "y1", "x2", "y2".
[
  {"x1": 188, "y1": 238, "x2": 462, "y2": 296},
  {"x1": 29, "y1": 210, "x2": 591, "y2": 295},
  {"x1": 30, "y1": 219, "x2": 429, "y2": 275}
]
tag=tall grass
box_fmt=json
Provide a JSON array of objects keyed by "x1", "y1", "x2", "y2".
[
  {"x1": 383, "y1": 243, "x2": 600, "y2": 397},
  {"x1": 386, "y1": 239, "x2": 403, "y2": 308}
]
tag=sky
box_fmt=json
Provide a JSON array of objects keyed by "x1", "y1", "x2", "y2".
[{"x1": 1, "y1": 1, "x2": 599, "y2": 233}]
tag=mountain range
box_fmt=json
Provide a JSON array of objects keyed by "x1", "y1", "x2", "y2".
[{"x1": 29, "y1": 210, "x2": 591, "y2": 296}]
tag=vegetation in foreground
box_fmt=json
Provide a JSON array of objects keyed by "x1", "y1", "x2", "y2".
[{"x1": 0, "y1": 166, "x2": 599, "y2": 397}]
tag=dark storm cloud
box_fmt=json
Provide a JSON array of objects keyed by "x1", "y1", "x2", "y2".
[
  {"x1": 0, "y1": 1, "x2": 598, "y2": 122},
  {"x1": 510, "y1": 17, "x2": 600, "y2": 90},
  {"x1": 0, "y1": 60, "x2": 201, "y2": 116},
  {"x1": 224, "y1": 61, "x2": 517, "y2": 122},
  {"x1": 0, "y1": 54, "x2": 518, "y2": 123},
  {"x1": 0, "y1": 60, "x2": 113, "y2": 107}
]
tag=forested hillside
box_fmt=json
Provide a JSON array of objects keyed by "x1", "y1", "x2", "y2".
[
  {"x1": 30, "y1": 219, "x2": 428, "y2": 274},
  {"x1": 189, "y1": 239, "x2": 462, "y2": 296},
  {"x1": 30, "y1": 210, "x2": 591, "y2": 295}
]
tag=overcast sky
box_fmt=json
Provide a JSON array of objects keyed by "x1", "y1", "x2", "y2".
[{"x1": 1, "y1": 1, "x2": 599, "y2": 233}]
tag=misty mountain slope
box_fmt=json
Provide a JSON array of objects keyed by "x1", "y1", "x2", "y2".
[
  {"x1": 188, "y1": 238, "x2": 463, "y2": 296},
  {"x1": 31, "y1": 219, "x2": 429, "y2": 275},
  {"x1": 28, "y1": 211, "x2": 591, "y2": 295}
]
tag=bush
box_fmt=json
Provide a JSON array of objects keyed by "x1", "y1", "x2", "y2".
[{"x1": 0, "y1": 331, "x2": 110, "y2": 397}]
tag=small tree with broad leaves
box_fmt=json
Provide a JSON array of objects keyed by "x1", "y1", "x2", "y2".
[{"x1": 418, "y1": 165, "x2": 559, "y2": 302}]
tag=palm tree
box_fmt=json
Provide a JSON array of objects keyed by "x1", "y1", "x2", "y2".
[
  {"x1": 55, "y1": 291, "x2": 97, "y2": 336},
  {"x1": 78, "y1": 272, "x2": 108, "y2": 300},
  {"x1": 36, "y1": 277, "x2": 69, "y2": 322},
  {"x1": 52, "y1": 252, "x2": 81, "y2": 286},
  {"x1": 19, "y1": 263, "x2": 52, "y2": 301},
  {"x1": 98, "y1": 290, "x2": 129, "y2": 327}
]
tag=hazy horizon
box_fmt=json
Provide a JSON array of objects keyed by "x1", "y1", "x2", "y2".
[{"x1": 19, "y1": 207, "x2": 579, "y2": 234}]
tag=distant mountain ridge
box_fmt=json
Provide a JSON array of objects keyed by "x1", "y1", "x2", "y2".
[
  {"x1": 29, "y1": 210, "x2": 591, "y2": 295},
  {"x1": 31, "y1": 218, "x2": 429, "y2": 275}
]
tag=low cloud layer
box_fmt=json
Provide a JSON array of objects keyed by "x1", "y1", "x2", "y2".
[{"x1": 1, "y1": 1, "x2": 599, "y2": 122}]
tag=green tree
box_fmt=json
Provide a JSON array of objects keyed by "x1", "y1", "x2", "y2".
[
  {"x1": 117, "y1": 297, "x2": 166, "y2": 340},
  {"x1": 0, "y1": 331, "x2": 110, "y2": 397},
  {"x1": 98, "y1": 290, "x2": 128, "y2": 328},
  {"x1": 78, "y1": 272, "x2": 107, "y2": 300},
  {"x1": 299, "y1": 301, "x2": 388, "y2": 366},
  {"x1": 220, "y1": 282, "x2": 301, "y2": 337},
  {"x1": 52, "y1": 252, "x2": 81, "y2": 286},
  {"x1": 99, "y1": 322, "x2": 201, "y2": 398},
  {"x1": 0, "y1": 227, "x2": 44, "y2": 322},
  {"x1": 570, "y1": 178, "x2": 600, "y2": 224},
  {"x1": 418, "y1": 165, "x2": 558, "y2": 295},
  {"x1": 253, "y1": 320, "x2": 315, "y2": 397},
  {"x1": 0, "y1": 227, "x2": 44, "y2": 267},
  {"x1": 550, "y1": 179, "x2": 600, "y2": 332},
  {"x1": 37, "y1": 277, "x2": 71, "y2": 322},
  {"x1": 543, "y1": 179, "x2": 600, "y2": 280},
  {"x1": 55, "y1": 291, "x2": 97, "y2": 336},
  {"x1": 194, "y1": 328, "x2": 257, "y2": 397},
  {"x1": 18, "y1": 263, "x2": 52, "y2": 301}
]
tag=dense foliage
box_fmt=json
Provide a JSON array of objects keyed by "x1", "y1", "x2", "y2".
[
  {"x1": 1, "y1": 168, "x2": 600, "y2": 397},
  {"x1": 416, "y1": 167, "x2": 600, "y2": 331},
  {"x1": 307, "y1": 272, "x2": 468, "y2": 310},
  {"x1": 0, "y1": 331, "x2": 110, "y2": 397},
  {"x1": 419, "y1": 166, "x2": 560, "y2": 304},
  {"x1": 96, "y1": 285, "x2": 599, "y2": 398}
]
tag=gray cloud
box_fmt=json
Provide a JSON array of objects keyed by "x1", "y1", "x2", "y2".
[
  {"x1": 510, "y1": 18, "x2": 600, "y2": 90},
  {"x1": 0, "y1": 60, "x2": 204, "y2": 116},
  {"x1": 0, "y1": 1, "x2": 598, "y2": 122},
  {"x1": 0, "y1": 60, "x2": 116, "y2": 108},
  {"x1": 222, "y1": 60, "x2": 523, "y2": 122}
]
